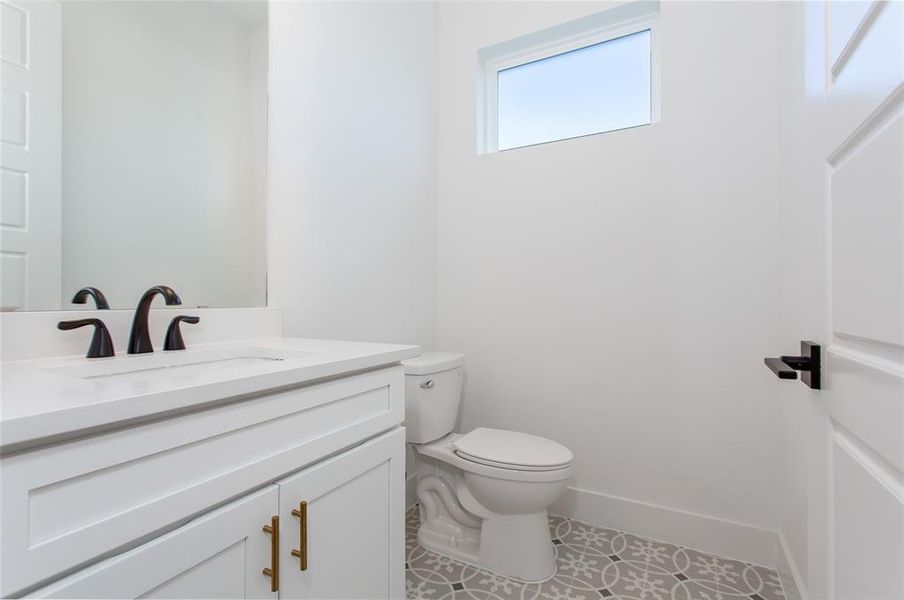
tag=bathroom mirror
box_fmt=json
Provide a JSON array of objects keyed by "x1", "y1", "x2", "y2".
[{"x1": 0, "y1": 1, "x2": 268, "y2": 311}]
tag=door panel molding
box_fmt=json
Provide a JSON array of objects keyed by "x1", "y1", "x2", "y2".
[
  {"x1": 826, "y1": 82, "x2": 903, "y2": 169},
  {"x1": 825, "y1": 87, "x2": 903, "y2": 353},
  {"x1": 832, "y1": 423, "x2": 904, "y2": 503},
  {"x1": 829, "y1": 0, "x2": 885, "y2": 81},
  {"x1": 830, "y1": 429, "x2": 904, "y2": 599}
]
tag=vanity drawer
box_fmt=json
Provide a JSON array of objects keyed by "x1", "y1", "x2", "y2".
[{"x1": 0, "y1": 365, "x2": 403, "y2": 597}]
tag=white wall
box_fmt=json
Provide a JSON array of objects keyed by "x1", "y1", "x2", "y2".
[
  {"x1": 774, "y1": 2, "x2": 831, "y2": 596},
  {"x1": 267, "y1": 1, "x2": 437, "y2": 347},
  {"x1": 61, "y1": 2, "x2": 267, "y2": 309},
  {"x1": 434, "y1": 1, "x2": 784, "y2": 532},
  {"x1": 266, "y1": 0, "x2": 795, "y2": 559}
]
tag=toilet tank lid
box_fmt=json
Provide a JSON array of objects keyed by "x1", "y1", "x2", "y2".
[{"x1": 402, "y1": 352, "x2": 464, "y2": 375}]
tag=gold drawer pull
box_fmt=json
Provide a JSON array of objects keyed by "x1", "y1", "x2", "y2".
[
  {"x1": 262, "y1": 515, "x2": 279, "y2": 592},
  {"x1": 291, "y1": 500, "x2": 308, "y2": 571}
]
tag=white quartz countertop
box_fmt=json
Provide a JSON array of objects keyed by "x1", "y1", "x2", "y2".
[{"x1": 0, "y1": 337, "x2": 420, "y2": 451}]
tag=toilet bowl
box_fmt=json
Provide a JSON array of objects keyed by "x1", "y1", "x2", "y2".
[{"x1": 403, "y1": 353, "x2": 574, "y2": 582}]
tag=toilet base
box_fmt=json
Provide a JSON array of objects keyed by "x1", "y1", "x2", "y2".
[
  {"x1": 416, "y1": 493, "x2": 557, "y2": 582},
  {"x1": 417, "y1": 516, "x2": 481, "y2": 566},
  {"x1": 477, "y1": 511, "x2": 556, "y2": 582}
]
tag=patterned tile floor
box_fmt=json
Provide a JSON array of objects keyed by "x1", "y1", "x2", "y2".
[{"x1": 405, "y1": 507, "x2": 786, "y2": 600}]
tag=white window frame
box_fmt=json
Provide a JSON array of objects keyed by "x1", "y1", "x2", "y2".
[{"x1": 478, "y1": 2, "x2": 661, "y2": 154}]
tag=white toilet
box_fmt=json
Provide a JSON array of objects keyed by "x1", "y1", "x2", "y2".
[{"x1": 403, "y1": 352, "x2": 573, "y2": 582}]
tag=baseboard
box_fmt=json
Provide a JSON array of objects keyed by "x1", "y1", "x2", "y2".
[
  {"x1": 550, "y1": 486, "x2": 779, "y2": 568},
  {"x1": 406, "y1": 473, "x2": 418, "y2": 510},
  {"x1": 776, "y1": 531, "x2": 807, "y2": 600}
]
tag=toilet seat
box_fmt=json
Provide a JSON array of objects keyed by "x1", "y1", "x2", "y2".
[
  {"x1": 454, "y1": 452, "x2": 569, "y2": 472},
  {"x1": 453, "y1": 428, "x2": 573, "y2": 472},
  {"x1": 417, "y1": 433, "x2": 573, "y2": 483}
]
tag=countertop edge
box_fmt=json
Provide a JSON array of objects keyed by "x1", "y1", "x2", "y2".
[{"x1": 1, "y1": 343, "x2": 421, "y2": 454}]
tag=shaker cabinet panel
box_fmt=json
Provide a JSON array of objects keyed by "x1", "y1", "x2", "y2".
[
  {"x1": 277, "y1": 428, "x2": 406, "y2": 600},
  {"x1": 1, "y1": 366, "x2": 403, "y2": 597},
  {"x1": 31, "y1": 486, "x2": 279, "y2": 599}
]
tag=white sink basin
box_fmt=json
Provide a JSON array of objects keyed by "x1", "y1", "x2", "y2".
[{"x1": 42, "y1": 347, "x2": 321, "y2": 381}]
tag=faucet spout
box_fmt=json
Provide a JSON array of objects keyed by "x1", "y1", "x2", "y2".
[
  {"x1": 71, "y1": 286, "x2": 110, "y2": 309},
  {"x1": 127, "y1": 285, "x2": 182, "y2": 354}
]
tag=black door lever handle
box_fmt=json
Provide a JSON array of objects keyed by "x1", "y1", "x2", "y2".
[
  {"x1": 765, "y1": 357, "x2": 798, "y2": 379},
  {"x1": 764, "y1": 341, "x2": 821, "y2": 389}
]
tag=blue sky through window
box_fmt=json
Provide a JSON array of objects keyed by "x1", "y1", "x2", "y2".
[{"x1": 497, "y1": 29, "x2": 652, "y2": 150}]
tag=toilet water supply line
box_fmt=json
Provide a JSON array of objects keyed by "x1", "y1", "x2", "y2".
[{"x1": 416, "y1": 475, "x2": 482, "y2": 529}]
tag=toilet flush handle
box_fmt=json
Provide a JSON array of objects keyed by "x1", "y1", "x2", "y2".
[{"x1": 421, "y1": 379, "x2": 435, "y2": 389}]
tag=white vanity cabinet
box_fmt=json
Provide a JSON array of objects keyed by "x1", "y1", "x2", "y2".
[
  {"x1": 2, "y1": 362, "x2": 410, "y2": 599},
  {"x1": 277, "y1": 428, "x2": 405, "y2": 599},
  {"x1": 30, "y1": 429, "x2": 406, "y2": 599},
  {"x1": 31, "y1": 486, "x2": 281, "y2": 599}
]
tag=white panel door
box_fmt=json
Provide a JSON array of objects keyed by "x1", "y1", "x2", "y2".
[
  {"x1": 30, "y1": 486, "x2": 279, "y2": 599},
  {"x1": 277, "y1": 428, "x2": 406, "y2": 600},
  {"x1": 796, "y1": 2, "x2": 904, "y2": 599},
  {"x1": 0, "y1": 0, "x2": 61, "y2": 310}
]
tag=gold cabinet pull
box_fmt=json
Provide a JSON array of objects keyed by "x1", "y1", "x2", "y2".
[
  {"x1": 262, "y1": 515, "x2": 279, "y2": 592},
  {"x1": 290, "y1": 500, "x2": 308, "y2": 571}
]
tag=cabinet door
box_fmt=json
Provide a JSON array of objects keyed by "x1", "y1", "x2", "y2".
[
  {"x1": 32, "y1": 486, "x2": 279, "y2": 599},
  {"x1": 277, "y1": 428, "x2": 406, "y2": 600}
]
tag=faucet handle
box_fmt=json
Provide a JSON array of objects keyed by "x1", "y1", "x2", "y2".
[
  {"x1": 163, "y1": 315, "x2": 200, "y2": 351},
  {"x1": 58, "y1": 319, "x2": 115, "y2": 358}
]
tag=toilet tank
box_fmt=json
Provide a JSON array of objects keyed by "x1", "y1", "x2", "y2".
[{"x1": 402, "y1": 352, "x2": 465, "y2": 443}]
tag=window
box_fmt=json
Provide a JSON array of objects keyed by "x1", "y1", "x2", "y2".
[
  {"x1": 497, "y1": 30, "x2": 651, "y2": 151},
  {"x1": 479, "y1": 2, "x2": 659, "y2": 153}
]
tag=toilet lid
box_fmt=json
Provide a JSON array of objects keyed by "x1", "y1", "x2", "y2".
[{"x1": 453, "y1": 428, "x2": 573, "y2": 470}]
